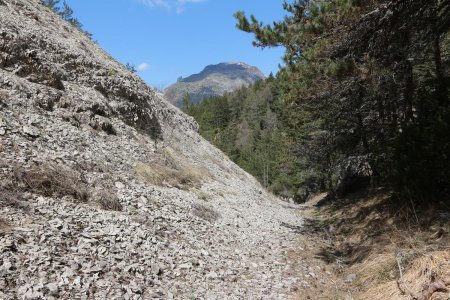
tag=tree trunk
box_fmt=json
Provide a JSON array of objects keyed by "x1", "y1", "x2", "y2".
[
  {"x1": 433, "y1": 8, "x2": 448, "y2": 107},
  {"x1": 404, "y1": 60, "x2": 414, "y2": 123}
]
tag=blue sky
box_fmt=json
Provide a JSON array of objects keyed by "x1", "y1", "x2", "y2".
[{"x1": 67, "y1": 0, "x2": 286, "y2": 89}]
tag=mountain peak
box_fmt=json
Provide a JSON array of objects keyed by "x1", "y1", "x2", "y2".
[{"x1": 164, "y1": 62, "x2": 265, "y2": 107}]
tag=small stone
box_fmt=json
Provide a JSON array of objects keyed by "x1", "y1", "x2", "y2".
[
  {"x1": 85, "y1": 261, "x2": 107, "y2": 273},
  {"x1": 345, "y1": 273, "x2": 357, "y2": 283},
  {"x1": 50, "y1": 218, "x2": 63, "y2": 230},
  {"x1": 115, "y1": 182, "x2": 125, "y2": 189},
  {"x1": 22, "y1": 125, "x2": 40, "y2": 138},
  {"x1": 46, "y1": 283, "x2": 58, "y2": 293},
  {"x1": 151, "y1": 263, "x2": 162, "y2": 276},
  {"x1": 177, "y1": 263, "x2": 191, "y2": 270},
  {"x1": 0, "y1": 239, "x2": 16, "y2": 252},
  {"x1": 0, "y1": 261, "x2": 12, "y2": 276}
]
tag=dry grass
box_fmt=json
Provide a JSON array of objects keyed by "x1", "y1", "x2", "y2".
[
  {"x1": 0, "y1": 89, "x2": 9, "y2": 101},
  {"x1": 12, "y1": 163, "x2": 89, "y2": 202},
  {"x1": 0, "y1": 189, "x2": 30, "y2": 212},
  {"x1": 135, "y1": 147, "x2": 209, "y2": 190},
  {"x1": 361, "y1": 251, "x2": 450, "y2": 300},
  {"x1": 0, "y1": 189, "x2": 20, "y2": 206},
  {"x1": 93, "y1": 190, "x2": 123, "y2": 211},
  {"x1": 191, "y1": 203, "x2": 220, "y2": 222},
  {"x1": 0, "y1": 217, "x2": 11, "y2": 233},
  {"x1": 293, "y1": 190, "x2": 450, "y2": 299},
  {"x1": 197, "y1": 191, "x2": 212, "y2": 201},
  {"x1": 2, "y1": 161, "x2": 124, "y2": 212}
]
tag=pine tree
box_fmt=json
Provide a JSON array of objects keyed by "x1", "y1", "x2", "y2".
[
  {"x1": 233, "y1": 0, "x2": 450, "y2": 202},
  {"x1": 125, "y1": 63, "x2": 137, "y2": 73},
  {"x1": 40, "y1": 0, "x2": 92, "y2": 39},
  {"x1": 41, "y1": 0, "x2": 60, "y2": 13}
]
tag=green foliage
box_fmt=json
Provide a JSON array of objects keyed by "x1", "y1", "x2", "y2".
[
  {"x1": 40, "y1": 0, "x2": 92, "y2": 39},
  {"x1": 125, "y1": 63, "x2": 137, "y2": 73},
  {"x1": 184, "y1": 0, "x2": 450, "y2": 203},
  {"x1": 41, "y1": 0, "x2": 60, "y2": 13},
  {"x1": 230, "y1": 0, "x2": 450, "y2": 203},
  {"x1": 107, "y1": 68, "x2": 118, "y2": 77},
  {"x1": 183, "y1": 79, "x2": 309, "y2": 200}
]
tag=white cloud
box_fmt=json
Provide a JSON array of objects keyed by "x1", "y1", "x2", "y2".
[
  {"x1": 137, "y1": 0, "x2": 170, "y2": 10},
  {"x1": 136, "y1": 0, "x2": 206, "y2": 13},
  {"x1": 137, "y1": 63, "x2": 150, "y2": 71},
  {"x1": 177, "y1": 0, "x2": 206, "y2": 3},
  {"x1": 176, "y1": 0, "x2": 206, "y2": 13}
]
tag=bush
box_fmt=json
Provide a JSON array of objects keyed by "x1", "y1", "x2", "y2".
[
  {"x1": 191, "y1": 203, "x2": 220, "y2": 222},
  {"x1": 135, "y1": 147, "x2": 209, "y2": 190},
  {"x1": 0, "y1": 217, "x2": 10, "y2": 232},
  {"x1": 12, "y1": 163, "x2": 89, "y2": 202},
  {"x1": 0, "y1": 189, "x2": 29, "y2": 212},
  {"x1": 93, "y1": 190, "x2": 122, "y2": 211}
]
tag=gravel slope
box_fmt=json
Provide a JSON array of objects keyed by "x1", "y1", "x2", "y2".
[{"x1": 0, "y1": 1, "x2": 304, "y2": 298}]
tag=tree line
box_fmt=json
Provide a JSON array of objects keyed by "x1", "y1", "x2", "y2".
[{"x1": 184, "y1": 0, "x2": 450, "y2": 203}]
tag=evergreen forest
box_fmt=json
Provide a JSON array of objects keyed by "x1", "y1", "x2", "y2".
[{"x1": 183, "y1": 0, "x2": 450, "y2": 203}]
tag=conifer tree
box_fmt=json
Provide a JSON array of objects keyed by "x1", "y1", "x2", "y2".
[
  {"x1": 41, "y1": 0, "x2": 60, "y2": 13},
  {"x1": 40, "y1": 0, "x2": 92, "y2": 39},
  {"x1": 125, "y1": 63, "x2": 137, "y2": 73},
  {"x1": 182, "y1": 1, "x2": 450, "y2": 202}
]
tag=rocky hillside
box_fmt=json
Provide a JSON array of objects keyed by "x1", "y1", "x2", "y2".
[
  {"x1": 163, "y1": 62, "x2": 265, "y2": 107},
  {"x1": 0, "y1": 1, "x2": 306, "y2": 299}
]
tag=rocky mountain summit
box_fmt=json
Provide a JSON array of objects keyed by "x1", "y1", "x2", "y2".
[
  {"x1": 0, "y1": 0, "x2": 308, "y2": 299},
  {"x1": 164, "y1": 62, "x2": 265, "y2": 107}
]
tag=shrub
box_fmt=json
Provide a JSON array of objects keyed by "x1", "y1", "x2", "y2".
[
  {"x1": 135, "y1": 147, "x2": 209, "y2": 190},
  {"x1": 198, "y1": 191, "x2": 211, "y2": 201},
  {"x1": 93, "y1": 190, "x2": 123, "y2": 211},
  {"x1": 107, "y1": 68, "x2": 117, "y2": 76},
  {"x1": 12, "y1": 163, "x2": 89, "y2": 202},
  {"x1": 0, "y1": 217, "x2": 10, "y2": 232},
  {"x1": 191, "y1": 203, "x2": 220, "y2": 222},
  {"x1": 0, "y1": 189, "x2": 29, "y2": 212}
]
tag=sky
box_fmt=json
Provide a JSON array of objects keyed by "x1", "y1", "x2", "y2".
[{"x1": 67, "y1": 0, "x2": 287, "y2": 89}]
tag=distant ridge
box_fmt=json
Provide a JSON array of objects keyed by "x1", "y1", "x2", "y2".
[{"x1": 164, "y1": 62, "x2": 265, "y2": 107}]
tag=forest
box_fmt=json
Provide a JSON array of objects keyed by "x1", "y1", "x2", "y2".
[{"x1": 183, "y1": 0, "x2": 450, "y2": 204}]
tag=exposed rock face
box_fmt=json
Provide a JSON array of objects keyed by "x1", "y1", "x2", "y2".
[
  {"x1": 335, "y1": 156, "x2": 372, "y2": 198},
  {"x1": 164, "y1": 62, "x2": 265, "y2": 107},
  {"x1": 0, "y1": 1, "x2": 303, "y2": 299}
]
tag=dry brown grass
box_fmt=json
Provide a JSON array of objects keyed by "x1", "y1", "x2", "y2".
[
  {"x1": 0, "y1": 189, "x2": 30, "y2": 212},
  {"x1": 197, "y1": 191, "x2": 212, "y2": 201},
  {"x1": 2, "y1": 161, "x2": 125, "y2": 212},
  {"x1": 93, "y1": 190, "x2": 123, "y2": 211},
  {"x1": 0, "y1": 217, "x2": 11, "y2": 233},
  {"x1": 12, "y1": 163, "x2": 89, "y2": 202},
  {"x1": 135, "y1": 147, "x2": 209, "y2": 190},
  {"x1": 293, "y1": 190, "x2": 450, "y2": 299},
  {"x1": 0, "y1": 89, "x2": 9, "y2": 101},
  {"x1": 191, "y1": 203, "x2": 220, "y2": 222},
  {"x1": 361, "y1": 251, "x2": 450, "y2": 300}
]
